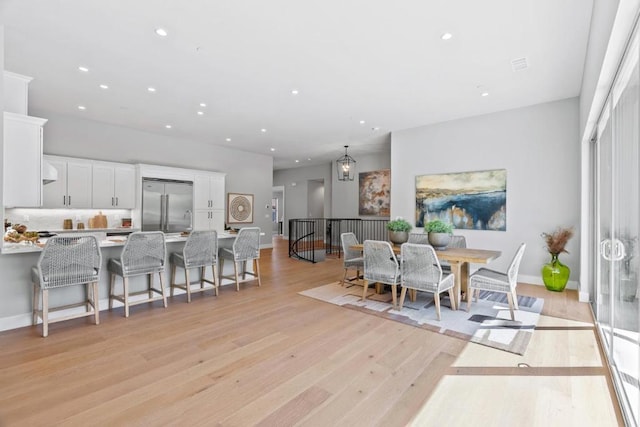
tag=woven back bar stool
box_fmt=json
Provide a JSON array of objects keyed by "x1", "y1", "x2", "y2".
[
  {"x1": 219, "y1": 227, "x2": 261, "y2": 291},
  {"x1": 170, "y1": 230, "x2": 219, "y2": 302},
  {"x1": 108, "y1": 231, "x2": 167, "y2": 317},
  {"x1": 31, "y1": 235, "x2": 102, "y2": 337}
]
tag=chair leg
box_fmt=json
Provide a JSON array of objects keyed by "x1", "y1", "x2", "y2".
[
  {"x1": 434, "y1": 293, "x2": 442, "y2": 321},
  {"x1": 32, "y1": 283, "x2": 39, "y2": 325},
  {"x1": 254, "y1": 259, "x2": 261, "y2": 287},
  {"x1": 410, "y1": 289, "x2": 417, "y2": 302},
  {"x1": 109, "y1": 273, "x2": 115, "y2": 310},
  {"x1": 93, "y1": 282, "x2": 100, "y2": 325},
  {"x1": 391, "y1": 284, "x2": 398, "y2": 309},
  {"x1": 511, "y1": 288, "x2": 519, "y2": 310},
  {"x1": 342, "y1": 268, "x2": 348, "y2": 286},
  {"x1": 185, "y1": 267, "x2": 191, "y2": 303},
  {"x1": 42, "y1": 289, "x2": 49, "y2": 337},
  {"x1": 234, "y1": 261, "x2": 240, "y2": 292},
  {"x1": 506, "y1": 292, "x2": 515, "y2": 321},
  {"x1": 159, "y1": 271, "x2": 167, "y2": 308},
  {"x1": 466, "y1": 287, "x2": 472, "y2": 312},
  {"x1": 148, "y1": 273, "x2": 154, "y2": 300},
  {"x1": 219, "y1": 257, "x2": 225, "y2": 285},
  {"x1": 242, "y1": 260, "x2": 247, "y2": 280},
  {"x1": 123, "y1": 277, "x2": 130, "y2": 318},
  {"x1": 213, "y1": 264, "x2": 219, "y2": 296},
  {"x1": 399, "y1": 287, "x2": 408, "y2": 310},
  {"x1": 362, "y1": 280, "x2": 369, "y2": 301},
  {"x1": 200, "y1": 266, "x2": 205, "y2": 289},
  {"x1": 448, "y1": 288, "x2": 457, "y2": 311},
  {"x1": 170, "y1": 263, "x2": 176, "y2": 297}
]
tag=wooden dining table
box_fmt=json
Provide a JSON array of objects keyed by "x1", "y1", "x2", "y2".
[{"x1": 350, "y1": 244, "x2": 501, "y2": 308}]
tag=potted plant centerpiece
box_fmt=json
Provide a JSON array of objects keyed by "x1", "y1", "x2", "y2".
[
  {"x1": 386, "y1": 217, "x2": 412, "y2": 245},
  {"x1": 541, "y1": 227, "x2": 574, "y2": 292},
  {"x1": 425, "y1": 219, "x2": 453, "y2": 250}
]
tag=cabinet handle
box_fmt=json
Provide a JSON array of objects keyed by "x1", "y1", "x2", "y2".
[
  {"x1": 116, "y1": 197, "x2": 119, "y2": 206},
  {"x1": 68, "y1": 196, "x2": 71, "y2": 205},
  {"x1": 63, "y1": 195, "x2": 66, "y2": 205},
  {"x1": 112, "y1": 197, "x2": 115, "y2": 206}
]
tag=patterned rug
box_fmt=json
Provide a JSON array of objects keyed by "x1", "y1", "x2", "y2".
[{"x1": 299, "y1": 282, "x2": 544, "y2": 355}]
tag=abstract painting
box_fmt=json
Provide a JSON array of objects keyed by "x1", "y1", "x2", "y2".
[
  {"x1": 359, "y1": 169, "x2": 390, "y2": 217},
  {"x1": 415, "y1": 169, "x2": 506, "y2": 230},
  {"x1": 227, "y1": 193, "x2": 254, "y2": 224}
]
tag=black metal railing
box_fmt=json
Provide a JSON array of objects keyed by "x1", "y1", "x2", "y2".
[{"x1": 289, "y1": 218, "x2": 389, "y2": 263}]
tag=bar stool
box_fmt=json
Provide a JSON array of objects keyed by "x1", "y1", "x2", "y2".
[
  {"x1": 108, "y1": 231, "x2": 167, "y2": 317},
  {"x1": 31, "y1": 235, "x2": 102, "y2": 337},
  {"x1": 219, "y1": 227, "x2": 261, "y2": 291},
  {"x1": 170, "y1": 230, "x2": 219, "y2": 302}
]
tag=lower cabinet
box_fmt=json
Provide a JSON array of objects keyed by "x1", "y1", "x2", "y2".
[{"x1": 194, "y1": 210, "x2": 224, "y2": 232}]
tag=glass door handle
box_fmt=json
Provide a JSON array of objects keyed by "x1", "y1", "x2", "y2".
[
  {"x1": 612, "y1": 238, "x2": 626, "y2": 261},
  {"x1": 600, "y1": 239, "x2": 612, "y2": 261}
]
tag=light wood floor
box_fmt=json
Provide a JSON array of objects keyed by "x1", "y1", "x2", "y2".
[{"x1": 0, "y1": 237, "x2": 623, "y2": 426}]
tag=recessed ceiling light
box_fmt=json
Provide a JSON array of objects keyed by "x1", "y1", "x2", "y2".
[
  {"x1": 165, "y1": 124, "x2": 172, "y2": 129},
  {"x1": 147, "y1": 87, "x2": 156, "y2": 92},
  {"x1": 481, "y1": 92, "x2": 489, "y2": 97},
  {"x1": 99, "y1": 84, "x2": 109, "y2": 89},
  {"x1": 307, "y1": 158, "x2": 311, "y2": 161},
  {"x1": 295, "y1": 160, "x2": 299, "y2": 163},
  {"x1": 200, "y1": 103, "x2": 207, "y2": 107},
  {"x1": 197, "y1": 111, "x2": 204, "y2": 116},
  {"x1": 226, "y1": 138, "x2": 232, "y2": 142},
  {"x1": 291, "y1": 89, "x2": 299, "y2": 95},
  {"x1": 155, "y1": 28, "x2": 168, "y2": 37},
  {"x1": 78, "y1": 66, "x2": 89, "y2": 72},
  {"x1": 441, "y1": 32, "x2": 453, "y2": 40},
  {"x1": 359, "y1": 120, "x2": 365, "y2": 125},
  {"x1": 372, "y1": 127, "x2": 380, "y2": 131},
  {"x1": 270, "y1": 148, "x2": 276, "y2": 152},
  {"x1": 77, "y1": 105, "x2": 86, "y2": 110},
  {"x1": 261, "y1": 128, "x2": 267, "y2": 133}
]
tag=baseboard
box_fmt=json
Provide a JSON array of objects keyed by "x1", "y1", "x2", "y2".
[{"x1": 518, "y1": 274, "x2": 579, "y2": 291}]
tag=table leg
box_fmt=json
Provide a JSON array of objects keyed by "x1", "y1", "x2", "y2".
[{"x1": 448, "y1": 261, "x2": 469, "y2": 309}]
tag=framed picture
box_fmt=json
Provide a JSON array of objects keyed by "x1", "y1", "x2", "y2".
[
  {"x1": 227, "y1": 193, "x2": 254, "y2": 224},
  {"x1": 415, "y1": 169, "x2": 507, "y2": 231},
  {"x1": 359, "y1": 169, "x2": 390, "y2": 217}
]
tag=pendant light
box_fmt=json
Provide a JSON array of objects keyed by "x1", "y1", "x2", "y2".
[{"x1": 336, "y1": 145, "x2": 356, "y2": 181}]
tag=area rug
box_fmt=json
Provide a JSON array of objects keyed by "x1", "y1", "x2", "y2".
[{"x1": 299, "y1": 282, "x2": 544, "y2": 355}]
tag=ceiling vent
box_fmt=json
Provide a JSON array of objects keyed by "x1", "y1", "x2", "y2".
[{"x1": 511, "y1": 57, "x2": 528, "y2": 72}]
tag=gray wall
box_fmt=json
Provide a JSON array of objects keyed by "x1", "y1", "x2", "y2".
[
  {"x1": 331, "y1": 150, "x2": 391, "y2": 218},
  {"x1": 31, "y1": 110, "x2": 274, "y2": 246},
  {"x1": 273, "y1": 163, "x2": 332, "y2": 236},
  {"x1": 307, "y1": 180, "x2": 325, "y2": 218},
  {"x1": 391, "y1": 98, "x2": 581, "y2": 286}
]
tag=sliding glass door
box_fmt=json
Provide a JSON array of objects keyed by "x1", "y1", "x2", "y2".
[{"x1": 594, "y1": 26, "x2": 640, "y2": 426}]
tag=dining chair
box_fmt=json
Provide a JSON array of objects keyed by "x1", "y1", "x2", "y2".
[
  {"x1": 441, "y1": 235, "x2": 467, "y2": 272},
  {"x1": 407, "y1": 233, "x2": 430, "y2": 244},
  {"x1": 219, "y1": 227, "x2": 261, "y2": 291},
  {"x1": 400, "y1": 243, "x2": 456, "y2": 320},
  {"x1": 340, "y1": 232, "x2": 364, "y2": 286},
  {"x1": 467, "y1": 243, "x2": 526, "y2": 320},
  {"x1": 362, "y1": 240, "x2": 401, "y2": 308},
  {"x1": 31, "y1": 235, "x2": 102, "y2": 337},
  {"x1": 169, "y1": 230, "x2": 219, "y2": 302},
  {"x1": 108, "y1": 231, "x2": 167, "y2": 317}
]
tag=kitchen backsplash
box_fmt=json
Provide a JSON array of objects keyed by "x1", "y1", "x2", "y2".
[{"x1": 5, "y1": 208, "x2": 132, "y2": 231}]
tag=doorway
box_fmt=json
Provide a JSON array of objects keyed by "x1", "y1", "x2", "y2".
[{"x1": 272, "y1": 186, "x2": 284, "y2": 236}]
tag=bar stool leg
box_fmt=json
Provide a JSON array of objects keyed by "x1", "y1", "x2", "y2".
[
  {"x1": 109, "y1": 273, "x2": 115, "y2": 310},
  {"x1": 32, "y1": 283, "x2": 39, "y2": 326},
  {"x1": 42, "y1": 289, "x2": 49, "y2": 337},
  {"x1": 254, "y1": 259, "x2": 261, "y2": 287},
  {"x1": 148, "y1": 273, "x2": 154, "y2": 300},
  {"x1": 123, "y1": 277, "x2": 130, "y2": 318},
  {"x1": 212, "y1": 264, "x2": 219, "y2": 296},
  {"x1": 234, "y1": 261, "x2": 240, "y2": 292},
  {"x1": 219, "y1": 257, "x2": 225, "y2": 285},
  {"x1": 185, "y1": 267, "x2": 191, "y2": 303},
  {"x1": 93, "y1": 282, "x2": 100, "y2": 325},
  {"x1": 159, "y1": 271, "x2": 167, "y2": 308},
  {"x1": 200, "y1": 266, "x2": 205, "y2": 289},
  {"x1": 170, "y1": 263, "x2": 177, "y2": 297}
]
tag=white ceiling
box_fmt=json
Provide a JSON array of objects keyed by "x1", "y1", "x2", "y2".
[{"x1": 1, "y1": 0, "x2": 594, "y2": 170}]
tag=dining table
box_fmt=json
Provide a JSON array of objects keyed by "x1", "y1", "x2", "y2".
[{"x1": 349, "y1": 243, "x2": 501, "y2": 308}]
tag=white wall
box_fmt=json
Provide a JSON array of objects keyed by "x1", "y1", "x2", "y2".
[
  {"x1": 31, "y1": 110, "x2": 274, "y2": 246},
  {"x1": 331, "y1": 149, "x2": 391, "y2": 218},
  {"x1": 391, "y1": 98, "x2": 581, "y2": 286},
  {"x1": 273, "y1": 163, "x2": 332, "y2": 236}
]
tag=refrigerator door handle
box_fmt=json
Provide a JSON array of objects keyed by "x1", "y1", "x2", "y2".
[
  {"x1": 160, "y1": 194, "x2": 166, "y2": 231},
  {"x1": 164, "y1": 194, "x2": 170, "y2": 232}
]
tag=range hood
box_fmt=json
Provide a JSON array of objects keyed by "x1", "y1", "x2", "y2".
[{"x1": 42, "y1": 160, "x2": 58, "y2": 184}]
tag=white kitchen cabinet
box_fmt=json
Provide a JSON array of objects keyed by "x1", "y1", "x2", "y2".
[
  {"x1": 4, "y1": 71, "x2": 32, "y2": 115},
  {"x1": 92, "y1": 162, "x2": 136, "y2": 208},
  {"x1": 194, "y1": 173, "x2": 225, "y2": 231},
  {"x1": 42, "y1": 156, "x2": 92, "y2": 208},
  {"x1": 3, "y1": 112, "x2": 47, "y2": 207},
  {"x1": 194, "y1": 209, "x2": 224, "y2": 232}
]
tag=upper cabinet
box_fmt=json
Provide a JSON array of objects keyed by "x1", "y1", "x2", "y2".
[
  {"x1": 193, "y1": 173, "x2": 225, "y2": 231},
  {"x1": 3, "y1": 112, "x2": 47, "y2": 207},
  {"x1": 4, "y1": 71, "x2": 32, "y2": 115},
  {"x1": 92, "y1": 162, "x2": 136, "y2": 208},
  {"x1": 42, "y1": 156, "x2": 92, "y2": 208}
]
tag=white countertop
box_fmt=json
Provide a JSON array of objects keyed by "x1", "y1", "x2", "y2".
[{"x1": 1, "y1": 232, "x2": 238, "y2": 254}]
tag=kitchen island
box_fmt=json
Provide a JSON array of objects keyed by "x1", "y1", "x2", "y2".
[{"x1": 0, "y1": 232, "x2": 238, "y2": 331}]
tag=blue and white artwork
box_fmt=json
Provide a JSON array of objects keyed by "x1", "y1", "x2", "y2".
[{"x1": 415, "y1": 169, "x2": 507, "y2": 231}]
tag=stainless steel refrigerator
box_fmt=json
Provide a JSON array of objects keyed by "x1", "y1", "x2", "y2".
[{"x1": 142, "y1": 178, "x2": 193, "y2": 233}]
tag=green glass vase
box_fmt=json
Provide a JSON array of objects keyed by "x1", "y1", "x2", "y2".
[{"x1": 542, "y1": 253, "x2": 570, "y2": 292}]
